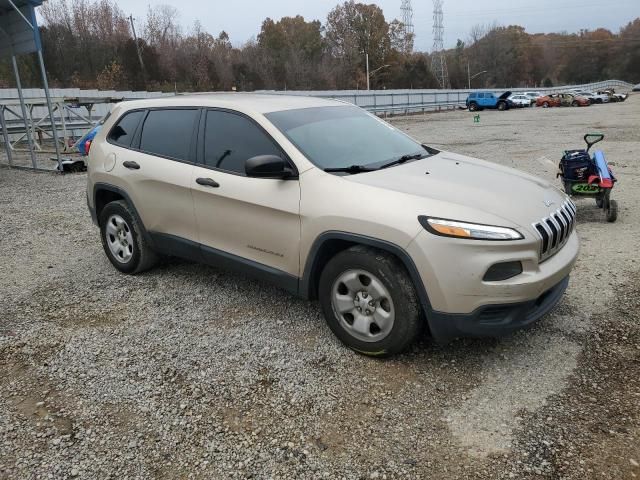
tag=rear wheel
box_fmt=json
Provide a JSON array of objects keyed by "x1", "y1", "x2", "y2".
[
  {"x1": 99, "y1": 200, "x2": 158, "y2": 274},
  {"x1": 543, "y1": 101, "x2": 550, "y2": 108},
  {"x1": 468, "y1": 102, "x2": 478, "y2": 112},
  {"x1": 318, "y1": 246, "x2": 422, "y2": 357},
  {"x1": 572, "y1": 101, "x2": 579, "y2": 107}
]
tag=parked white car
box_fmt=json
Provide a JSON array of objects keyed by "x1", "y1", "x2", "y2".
[
  {"x1": 523, "y1": 92, "x2": 544, "y2": 104},
  {"x1": 508, "y1": 94, "x2": 533, "y2": 108}
]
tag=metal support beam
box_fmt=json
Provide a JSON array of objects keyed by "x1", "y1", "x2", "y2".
[
  {"x1": 0, "y1": 107, "x2": 13, "y2": 166},
  {"x1": 37, "y1": 49, "x2": 62, "y2": 171},
  {"x1": 7, "y1": 0, "x2": 35, "y2": 30},
  {"x1": 11, "y1": 54, "x2": 37, "y2": 168}
]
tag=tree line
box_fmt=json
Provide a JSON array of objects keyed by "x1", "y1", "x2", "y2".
[{"x1": 0, "y1": 0, "x2": 638, "y2": 92}]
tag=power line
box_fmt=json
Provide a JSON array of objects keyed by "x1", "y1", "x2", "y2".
[{"x1": 414, "y1": 1, "x2": 637, "y2": 19}]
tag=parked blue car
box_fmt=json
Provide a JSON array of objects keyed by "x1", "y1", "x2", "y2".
[{"x1": 466, "y1": 91, "x2": 512, "y2": 111}]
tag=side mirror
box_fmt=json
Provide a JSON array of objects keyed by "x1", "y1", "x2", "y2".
[{"x1": 245, "y1": 155, "x2": 295, "y2": 179}]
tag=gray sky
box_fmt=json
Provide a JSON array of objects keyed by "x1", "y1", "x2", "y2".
[{"x1": 127, "y1": 0, "x2": 639, "y2": 51}]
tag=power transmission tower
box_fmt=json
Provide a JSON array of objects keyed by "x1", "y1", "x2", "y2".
[
  {"x1": 400, "y1": 0, "x2": 414, "y2": 53},
  {"x1": 431, "y1": 0, "x2": 449, "y2": 88}
]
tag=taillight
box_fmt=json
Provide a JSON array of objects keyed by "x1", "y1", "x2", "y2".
[{"x1": 85, "y1": 139, "x2": 92, "y2": 155}]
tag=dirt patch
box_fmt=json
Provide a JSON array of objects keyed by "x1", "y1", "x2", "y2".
[{"x1": 496, "y1": 272, "x2": 640, "y2": 479}]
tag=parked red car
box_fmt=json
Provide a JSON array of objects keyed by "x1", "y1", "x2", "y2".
[{"x1": 536, "y1": 94, "x2": 561, "y2": 108}]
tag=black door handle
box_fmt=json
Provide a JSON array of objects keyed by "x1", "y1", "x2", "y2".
[
  {"x1": 123, "y1": 161, "x2": 140, "y2": 170},
  {"x1": 196, "y1": 177, "x2": 220, "y2": 188}
]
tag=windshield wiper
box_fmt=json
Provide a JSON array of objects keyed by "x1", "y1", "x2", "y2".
[
  {"x1": 324, "y1": 165, "x2": 376, "y2": 174},
  {"x1": 378, "y1": 152, "x2": 426, "y2": 170}
]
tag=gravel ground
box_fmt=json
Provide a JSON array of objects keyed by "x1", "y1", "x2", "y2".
[{"x1": 1, "y1": 95, "x2": 639, "y2": 479}]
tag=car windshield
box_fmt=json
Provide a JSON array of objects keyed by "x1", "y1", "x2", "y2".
[{"x1": 265, "y1": 106, "x2": 425, "y2": 170}]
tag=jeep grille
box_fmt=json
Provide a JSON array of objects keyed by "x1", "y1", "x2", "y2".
[{"x1": 533, "y1": 200, "x2": 576, "y2": 261}]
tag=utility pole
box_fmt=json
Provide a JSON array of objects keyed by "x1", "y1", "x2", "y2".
[
  {"x1": 431, "y1": 0, "x2": 449, "y2": 88},
  {"x1": 400, "y1": 0, "x2": 414, "y2": 53},
  {"x1": 129, "y1": 15, "x2": 146, "y2": 81},
  {"x1": 366, "y1": 53, "x2": 370, "y2": 91}
]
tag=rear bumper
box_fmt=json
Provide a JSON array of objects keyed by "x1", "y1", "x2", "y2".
[{"x1": 427, "y1": 275, "x2": 569, "y2": 343}]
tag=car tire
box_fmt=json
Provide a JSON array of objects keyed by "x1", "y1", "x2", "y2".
[
  {"x1": 497, "y1": 101, "x2": 506, "y2": 111},
  {"x1": 469, "y1": 102, "x2": 478, "y2": 112},
  {"x1": 318, "y1": 245, "x2": 422, "y2": 357},
  {"x1": 543, "y1": 102, "x2": 549, "y2": 108},
  {"x1": 99, "y1": 200, "x2": 158, "y2": 274}
]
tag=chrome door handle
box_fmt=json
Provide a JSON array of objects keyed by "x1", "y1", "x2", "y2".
[{"x1": 196, "y1": 177, "x2": 220, "y2": 188}]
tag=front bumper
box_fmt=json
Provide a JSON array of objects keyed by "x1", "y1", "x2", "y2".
[
  {"x1": 406, "y1": 228, "x2": 578, "y2": 342},
  {"x1": 427, "y1": 275, "x2": 569, "y2": 343},
  {"x1": 407, "y1": 229, "x2": 578, "y2": 313}
]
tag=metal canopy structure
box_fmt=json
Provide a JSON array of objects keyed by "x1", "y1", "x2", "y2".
[
  {"x1": 0, "y1": 0, "x2": 63, "y2": 171},
  {"x1": 1, "y1": 95, "x2": 121, "y2": 154}
]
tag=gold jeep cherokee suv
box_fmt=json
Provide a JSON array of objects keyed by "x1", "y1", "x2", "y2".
[{"x1": 87, "y1": 94, "x2": 579, "y2": 356}]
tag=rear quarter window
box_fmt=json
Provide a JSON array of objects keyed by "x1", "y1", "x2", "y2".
[{"x1": 107, "y1": 110, "x2": 145, "y2": 148}]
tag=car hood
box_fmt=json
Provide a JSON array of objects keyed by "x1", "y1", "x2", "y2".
[
  {"x1": 499, "y1": 91, "x2": 512, "y2": 100},
  {"x1": 344, "y1": 151, "x2": 567, "y2": 228}
]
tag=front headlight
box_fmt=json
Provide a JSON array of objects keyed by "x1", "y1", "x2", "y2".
[{"x1": 418, "y1": 216, "x2": 523, "y2": 241}]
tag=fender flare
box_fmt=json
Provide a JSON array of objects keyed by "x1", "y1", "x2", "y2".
[
  {"x1": 299, "y1": 231, "x2": 433, "y2": 315},
  {"x1": 92, "y1": 182, "x2": 156, "y2": 249}
]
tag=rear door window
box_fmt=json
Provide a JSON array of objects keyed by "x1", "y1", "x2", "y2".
[
  {"x1": 139, "y1": 109, "x2": 199, "y2": 162},
  {"x1": 108, "y1": 110, "x2": 145, "y2": 147}
]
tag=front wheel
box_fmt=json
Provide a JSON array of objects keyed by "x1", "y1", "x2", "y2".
[
  {"x1": 543, "y1": 102, "x2": 550, "y2": 108},
  {"x1": 497, "y1": 101, "x2": 506, "y2": 111},
  {"x1": 572, "y1": 101, "x2": 579, "y2": 107},
  {"x1": 468, "y1": 102, "x2": 478, "y2": 112},
  {"x1": 318, "y1": 246, "x2": 422, "y2": 357}
]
